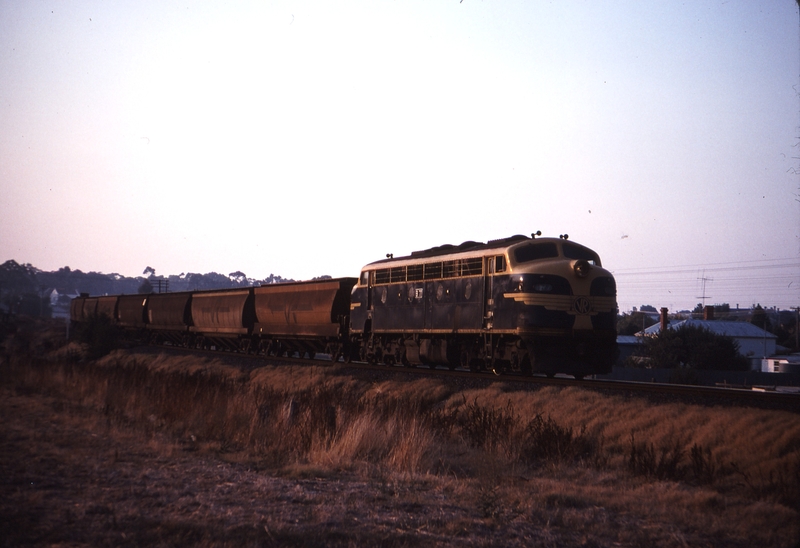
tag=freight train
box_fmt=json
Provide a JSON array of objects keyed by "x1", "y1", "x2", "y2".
[{"x1": 71, "y1": 234, "x2": 618, "y2": 378}]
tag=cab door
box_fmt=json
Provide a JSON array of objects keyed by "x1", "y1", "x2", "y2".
[
  {"x1": 483, "y1": 255, "x2": 506, "y2": 329},
  {"x1": 483, "y1": 257, "x2": 494, "y2": 329}
]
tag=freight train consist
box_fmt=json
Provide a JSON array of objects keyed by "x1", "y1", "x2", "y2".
[{"x1": 71, "y1": 234, "x2": 618, "y2": 378}]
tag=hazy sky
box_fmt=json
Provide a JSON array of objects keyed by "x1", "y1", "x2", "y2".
[{"x1": 1, "y1": 1, "x2": 798, "y2": 312}]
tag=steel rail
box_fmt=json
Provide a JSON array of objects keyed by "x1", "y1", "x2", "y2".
[{"x1": 136, "y1": 343, "x2": 800, "y2": 412}]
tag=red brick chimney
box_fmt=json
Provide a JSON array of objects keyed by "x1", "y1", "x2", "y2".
[
  {"x1": 660, "y1": 307, "x2": 668, "y2": 333},
  {"x1": 703, "y1": 305, "x2": 714, "y2": 321}
]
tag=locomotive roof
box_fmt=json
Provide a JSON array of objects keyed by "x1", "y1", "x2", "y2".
[{"x1": 365, "y1": 234, "x2": 589, "y2": 267}]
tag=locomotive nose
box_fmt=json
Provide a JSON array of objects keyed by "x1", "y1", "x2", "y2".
[{"x1": 572, "y1": 259, "x2": 592, "y2": 278}]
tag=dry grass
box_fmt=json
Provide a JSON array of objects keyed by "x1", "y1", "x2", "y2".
[{"x1": 1, "y1": 318, "x2": 799, "y2": 546}]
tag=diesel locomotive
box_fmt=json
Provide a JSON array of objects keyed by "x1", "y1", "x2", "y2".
[{"x1": 71, "y1": 234, "x2": 618, "y2": 378}]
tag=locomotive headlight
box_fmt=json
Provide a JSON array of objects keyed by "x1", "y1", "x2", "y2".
[{"x1": 573, "y1": 259, "x2": 592, "y2": 278}]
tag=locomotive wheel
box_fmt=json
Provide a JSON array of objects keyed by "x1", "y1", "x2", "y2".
[
  {"x1": 460, "y1": 349, "x2": 471, "y2": 370},
  {"x1": 520, "y1": 355, "x2": 533, "y2": 376}
]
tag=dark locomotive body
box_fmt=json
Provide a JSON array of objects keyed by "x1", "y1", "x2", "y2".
[
  {"x1": 350, "y1": 235, "x2": 617, "y2": 377},
  {"x1": 71, "y1": 234, "x2": 617, "y2": 378}
]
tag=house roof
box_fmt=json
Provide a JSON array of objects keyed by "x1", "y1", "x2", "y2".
[{"x1": 641, "y1": 319, "x2": 777, "y2": 340}]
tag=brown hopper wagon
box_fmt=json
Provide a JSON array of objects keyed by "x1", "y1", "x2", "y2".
[{"x1": 252, "y1": 278, "x2": 356, "y2": 359}]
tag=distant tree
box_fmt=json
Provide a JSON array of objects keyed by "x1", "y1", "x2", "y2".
[
  {"x1": 617, "y1": 312, "x2": 657, "y2": 336},
  {"x1": 640, "y1": 305, "x2": 657, "y2": 313},
  {"x1": 261, "y1": 273, "x2": 295, "y2": 284},
  {"x1": 138, "y1": 279, "x2": 153, "y2": 294},
  {"x1": 18, "y1": 293, "x2": 43, "y2": 316},
  {"x1": 693, "y1": 303, "x2": 704, "y2": 314},
  {"x1": 642, "y1": 325, "x2": 749, "y2": 371},
  {"x1": 143, "y1": 266, "x2": 156, "y2": 277},
  {"x1": 229, "y1": 271, "x2": 247, "y2": 284},
  {"x1": 750, "y1": 304, "x2": 772, "y2": 332}
]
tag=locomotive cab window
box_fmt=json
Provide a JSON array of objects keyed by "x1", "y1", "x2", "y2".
[
  {"x1": 562, "y1": 243, "x2": 601, "y2": 266},
  {"x1": 513, "y1": 243, "x2": 559, "y2": 264},
  {"x1": 489, "y1": 255, "x2": 506, "y2": 274}
]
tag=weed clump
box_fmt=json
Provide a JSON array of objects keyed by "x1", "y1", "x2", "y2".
[
  {"x1": 71, "y1": 314, "x2": 120, "y2": 359},
  {"x1": 627, "y1": 433, "x2": 685, "y2": 481}
]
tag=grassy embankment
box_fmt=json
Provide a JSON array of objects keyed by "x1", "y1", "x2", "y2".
[{"x1": 2, "y1": 318, "x2": 800, "y2": 546}]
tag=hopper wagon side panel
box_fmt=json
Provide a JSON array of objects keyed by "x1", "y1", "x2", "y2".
[
  {"x1": 147, "y1": 293, "x2": 193, "y2": 331},
  {"x1": 190, "y1": 289, "x2": 254, "y2": 335},
  {"x1": 81, "y1": 298, "x2": 98, "y2": 320},
  {"x1": 70, "y1": 297, "x2": 86, "y2": 323},
  {"x1": 253, "y1": 278, "x2": 356, "y2": 338},
  {"x1": 96, "y1": 296, "x2": 118, "y2": 320},
  {"x1": 117, "y1": 295, "x2": 148, "y2": 328}
]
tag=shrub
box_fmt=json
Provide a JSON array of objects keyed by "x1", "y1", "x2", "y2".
[
  {"x1": 628, "y1": 433, "x2": 685, "y2": 481},
  {"x1": 71, "y1": 314, "x2": 120, "y2": 359},
  {"x1": 643, "y1": 324, "x2": 750, "y2": 371}
]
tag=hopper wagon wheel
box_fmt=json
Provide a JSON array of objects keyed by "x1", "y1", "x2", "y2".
[{"x1": 328, "y1": 344, "x2": 341, "y2": 364}]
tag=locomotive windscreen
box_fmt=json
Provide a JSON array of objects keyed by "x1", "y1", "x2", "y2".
[
  {"x1": 562, "y1": 243, "x2": 601, "y2": 265},
  {"x1": 513, "y1": 243, "x2": 559, "y2": 263}
]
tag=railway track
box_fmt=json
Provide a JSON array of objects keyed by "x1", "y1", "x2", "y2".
[{"x1": 134, "y1": 344, "x2": 800, "y2": 413}]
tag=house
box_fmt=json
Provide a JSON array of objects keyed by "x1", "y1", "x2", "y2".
[
  {"x1": 640, "y1": 307, "x2": 778, "y2": 370},
  {"x1": 47, "y1": 288, "x2": 80, "y2": 319},
  {"x1": 761, "y1": 355, "x2": 800, "y2": 373},
  {"x1": 616, "y1": 335, "x2": 644, "y2": 365}
]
